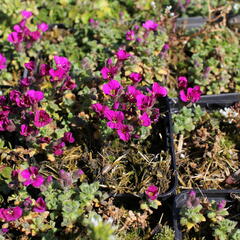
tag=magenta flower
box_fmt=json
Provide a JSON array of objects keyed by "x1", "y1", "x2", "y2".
[
  {"x1": 115, "y1": 49, "x2": 131, "y2": 61},
  {"x1": 59, "y1": 169, "x2": 72, "y2": 187},
  {"x1": 139, "y1": 112, "x2": 151, "y2": 127},
  {"x1": 178, "y1": 76, "x2": 188, "y2": 88},
  {"x1": 0, "y1": 110, "x2": 10, "y2": 129},
  {"x1": 0, "y1": 96, "x2": 6, "y2": 106},
  {"x1": 26, "y1": 90, "x2": 44, "y2": 103},
  {"x1": 49, "y1": 68, "x2": 66, "y2": 82},
  {"x1": 7, "y1": 32, "x2": 21, "y2": 44},
  {"x1": 126, "y1": 30, "x2": 135, "y2": 41},
  {"x1": 126, "y1": 86, "x2": 141, "y2": 102},
  {"x1": 45, "y1": 176, "x2": 53, "y2": 185},
  {"x1": 54, "y1": 56, "x2": 71, "y2": 72},
  {"x1": 72, "y1": 169, "x2": 84, "y2": 180},
  {"x1": 104, "y1": 110, "x2": 124, "y2": 129},
  {"x1": 145, "y1": 185, "x2": 159, "y2": 200},
  {"x1": 0, "y1": 206, "x2": 22, "y2": 222},
  {"x1": 24, "y1": 61, "x2": 35, "y2": 71},
  {"x1": 217, "y1": 200, "x2": 226, "y2": 210},
  {"x1": 129, "y1": 72, "x2": 142, "y2": 83},
  {"x1": 1, "y1": 228, "x2": 8, "y2": 234},
  {"x1": 34, "y1": 110, "x2": 52, "y2": 128},
  {"x1": 142, "y1": 20, "x2": 158, "y2": 31},
  {"x1": 117, "y1": 124, "x2": 132, "y2": 141},
  {"x1": 134, "y1": 25, "x2": 140, "y2": 30},
  {"x1": 53, "y1": 141, "x2": 65, "y2": 156},
  {"x1": 136, "y1": 94, "x2": 154, "y2": 111},
  {"x1": 37, "y1": 22, "x2": 48, "y2": 32},
  {"x1": 38, "y1": 136, "x2": 51, "y2": 144},
  {"x1": 179, "y1": 86, "x2": 202, "y2": 103},
  {"x1": 21, "y1": 10, "x2": 33, "y2": 19},
  {"x1": 19, "y1": 95, "x2": 32, "y2": 108},
  {"x1": 161, "y1": 43, "x2": 170, "y2": 52},
  {"x1": 23, "y1": 197, "x2": 33, "y2": 207},
  {"x1": 33, "y1": 197, "x2": 46, "y2": 213},
  {"x1": 102, "y1": 80, "x2": 122, "y2": 97},
  {"x1": 61, "y1": 78, "x2": 77, "y2": 91},
  {"x1": 40, "y1": 64, "x2": 50, "y2": 76},
  {"x1": 29, "y1": 31, "x2": 41, "y2": 41},
  {"x1": 188, "y1": 190, "x2": 196, "y2": 198},
  {"x1": 101, "y1": 66, "x2": 118, "y2": 80},
  {"x1": 20, "y1": 166, "x2": 44, "y2": 187},
  {"x1": 186, "y1": 190, "x2": 200, "y2": 208},
  {"x1": 20, "y1": 77, "x2": 31, "y2": 87},
  {"x1": 89, "y1": 18, "x2": 99, "y2": 27},
  {"x1": 0, "y1": 54, "x2": 7, "y2": 70},
  {"x1": 91, "y1": 103, "x2": 110, "y2": 116},
  {"x1": 20, "y1": 124, "x2": 35, "y2": 137},
  {"x1": 9, "y1": 90, "x2": 22, "y2": 105},
  {"x1": 63, "y1": 132, "x2": 75, "y2": 143},
  {"x1": 152, "y1": 83, "x2": 168, "y2": 97}
]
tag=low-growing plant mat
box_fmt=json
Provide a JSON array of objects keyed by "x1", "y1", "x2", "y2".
[
  {"x1": 174, "y1": 103, "x2": 240, "y2": 190},
  {"x1": 57, "y1": 139, "x2": 172, "y2": 195}
]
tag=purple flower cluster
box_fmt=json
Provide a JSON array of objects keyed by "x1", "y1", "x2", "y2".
[
  {"x1": 125, "y1": 20, "x2": 158, "y2": 42},
  {"x1": 178, "y1": 76, "x2": 202, "y2": 103},
  {"x1": 0, "y1": 56, "x2": 76, "y2": 156},
  {"x1": 92, "y1": 49, "x2": 167, "y2": 141},
  {"x1": 0, "y1": 166, "x2": 53, "y2": 222},
  {"x1": 7, "y1": 10, "x2": 48, "y2": 51},
  {"x1": 52, "y1": 132, "x2": 75, "y2": 156},
  {"x1": 185, "y1": 190, "x2": 200, "y2": 208}
]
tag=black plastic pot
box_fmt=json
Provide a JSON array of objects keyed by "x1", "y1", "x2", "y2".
[
  {"x1": 160, "y1": 96, "x2": 178, "y2": 199},
  {"x1": 173, "y1": 189, "x2": 240, "y2": 240}
]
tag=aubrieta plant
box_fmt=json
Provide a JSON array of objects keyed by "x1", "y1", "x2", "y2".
[
  {"x1": 0, "y1": 164, "x2": 117, "y2": 239},
  {"x1": 180, "y1": 191, "x2": 240, "y2": 240},
  {"x1": 92, "y1": 47, "x2": 168, "y2": 141},
  {"x1": 7, "y1": 10, "x2": 48, "y2": 52},
  {"x1": 0, "y1": 53, "x2": 76, "y2": 157}
]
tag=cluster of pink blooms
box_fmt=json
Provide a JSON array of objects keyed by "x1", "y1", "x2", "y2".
[
  {"x1": 125, "y1": 20, "x2": 159, "y2": 42},
  {"x1": 92, "y1": 48, "x2": 168, "y2": 141},
  {"x1": 125, "y1": 20, "x2": 169, "y2": 58},
  {"x1": 178, "y1": 76, "x2": 202, "y2": 103},
  {"x1": 0, "y1": 167, "x2": 48, "y2": 222},
  {"x1": 0, "y1": 55, "x2": 76, "y2": 156},
  {"x1": 7, "y1": 10, "x2": 48, "y2": 51}
]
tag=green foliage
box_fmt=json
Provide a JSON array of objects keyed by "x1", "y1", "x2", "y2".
[
  {"x1": 153, "y1": 225, "x2": 174, "y2": 240},
  {"x1": 212, "y1": 219, "x2": 238, "y2": 240},
  {"x1": 180, "y1": 205, "x2": 206, "y2": 231},
  {"x1": 173, "y1": 105, "x2": 205, "y2": 135},
  {"x1": 42, "y1": 181, "x2": 102, "y2": 228}
]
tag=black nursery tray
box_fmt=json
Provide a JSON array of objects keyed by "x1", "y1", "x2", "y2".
[
  {"x1": 169, "y1": 93, "x2": 240, "y2": 113},
  {"x1": 173, "y1": 189, "x2": 240, "y2": 240},
  {"x1": 175, "y1": 14, "x2": 240, "y2": 30}
]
